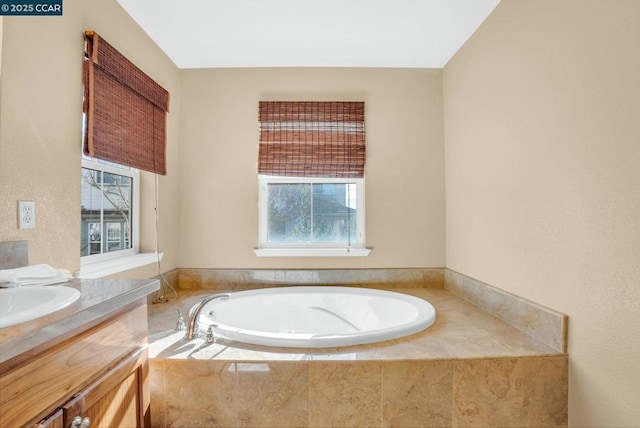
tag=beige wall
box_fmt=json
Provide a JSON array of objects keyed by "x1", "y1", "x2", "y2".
[
  {"x1": 178, "y1": 68, "x2": 445, "y2": 269},
  {"x1": 0, "y1": 0, "x2": 180, "y2": 276},
  {"x1": 444, "y1": 1, "x2": 640, "y2": 426}
]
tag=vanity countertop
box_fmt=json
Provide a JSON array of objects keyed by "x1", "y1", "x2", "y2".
[{"x1": 0, "y1": 278, "x2": 159, "y2": 369}]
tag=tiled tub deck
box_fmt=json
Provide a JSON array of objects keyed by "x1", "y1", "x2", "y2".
[{"x1": 148, "y1": 272, "x2": 567, "y2": 427}]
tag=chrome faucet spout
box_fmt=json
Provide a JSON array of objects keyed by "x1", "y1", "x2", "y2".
[{"x1": 185, "y1": 293, "x2": 230, "y2": 340}]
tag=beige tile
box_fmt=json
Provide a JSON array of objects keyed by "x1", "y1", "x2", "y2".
[
  {"x1": 490, "y1": 327, "x2": 559, "y2": 357},
  {"x1": 200, "y1": 269, "x2": 225, "y2": 289},
  {"x1": 411, "y1": 287, "x2": 456, "y2": 303},
  {"x1": 439, "y1": 329, "x2": 516, "y2": 359},
  {"x1": 200, "y1": 269, "x2": 274, "y2": 290},
  {"x1": 429, "y1": 298, "x2": 506, "y2": 333},
  {"x1": 284, "y1": 270, "x2": 322, "y2": 285},
  {"x1": 229, "y1": 268, "x2": 446, "y2": 288},
  {"x1": 358, "y1": 269, "x2": 391, "y2": 287},
  {"x1": 452, "y1": 358, "x2": 527, "y2": 427},
  {"x1": 146, "y1": 275, "x2": 568, "y2": 427},
  {"x1": 309, "y1": 361, "x2": 382, "y2": 427},
  {"x1": 149, "y1": 359, "x2": 165, "y2": 428},
  {"x1": 484, "y1": 285, "x2": 519, "y2": 327},
  {"x1": 443, "y1": 270, "x2": 567, "y2": 354},
  {"x1": 462, "y1": 276, "x2": 488, "y2": 310},
  {"x1": 517, "y1": 299, "x2": 566, "y2": 353},
  {"x1": 156, "y1": 268, "x2": 179, "y2": 290},
  {"x1": 148, "y1": 285, "x2": 563, "y2": 363},
  {"x1": 235, "y1": 362, "x2": 309, "y2": 427},
  {"x1": 382, "y1": 360, "x2": 453, "y2": 427},
  {"x1": 421, "y1": 268, "x2": 445, "y2": 288},
  {"x1": 164, "y1": 359, "x2": 236, "y2": 427},
  {"x1": 354, "y1": 333, "x2": 452, "y2": 360},
  {"x1": 385, "y1": 269, "x2": 425, "y2": 287},
  {"x1": 444, "y1": 269, "x2": 464, "y2": 296},
  {"x1": 178, "y1": 269, "x2": 203, "y2": 289},
  {"x1": 377, "y1": 268, "x2": 443, "y2": 288},
  {"x1": 522, "y1": 356, "x2": 568, "y2": 427},
  {"x1": 249, "y1": 269, "x2": 282, "y2": 284}
]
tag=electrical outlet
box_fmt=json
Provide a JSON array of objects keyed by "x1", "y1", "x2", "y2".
[{"x1": 18, "y1": 201, "x2": 36, "y2": 229}]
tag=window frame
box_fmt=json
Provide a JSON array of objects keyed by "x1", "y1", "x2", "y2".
[
  {"x1": 257, "y1": 174, "x2": 366, "y2": 253},
  {"x1": 80, "y1": 157, "x2": 140, "y2": 266}
]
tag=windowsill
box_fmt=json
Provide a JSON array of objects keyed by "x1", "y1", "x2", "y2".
[
  {"x1": 78, "y1": 252, "x2": 163, "y2": 279},
  {"x1": 254, "y1": 248, "x2": 371, "y2": 257}
]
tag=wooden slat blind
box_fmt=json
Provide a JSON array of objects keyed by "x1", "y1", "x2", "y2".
[
  {"x1": 258, "y1": 101, "x2": 365, "y2": 178},
  {"x1": 83, "y1": 31, "x2": 169, "y2": 175}
]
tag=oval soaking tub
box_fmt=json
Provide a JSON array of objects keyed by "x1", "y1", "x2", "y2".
[{"x1": 193, "y1": 286, "x2": 436, "y2": 348}]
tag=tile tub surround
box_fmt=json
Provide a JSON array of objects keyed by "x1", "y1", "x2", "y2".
[
  {"x1": 150, "y1": 357, "x2": 567, "y2": 428},
  {"x1": 177, "y1": 268, "x2": 445, "y2": 290},
  {"x1": 172, "y1": 268, "x2": 566, "y2": 353},
  {"x1": 444, "y1": 269, "x2": 568, "y2": 353},
  {"x1": 147, "y1": 287, "x2": 568, "y2": 427},
  {"x1": 0, "y1": 240, "x2": 28, "y2": 269}
]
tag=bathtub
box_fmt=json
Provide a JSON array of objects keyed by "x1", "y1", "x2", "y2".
[{"x1": 192, "y1": 286, "x2": 436, "y2": 348}]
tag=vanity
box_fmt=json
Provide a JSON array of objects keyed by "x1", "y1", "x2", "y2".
[{"x1": 0, "y1": 278, "x2": 159, "y2": 427}]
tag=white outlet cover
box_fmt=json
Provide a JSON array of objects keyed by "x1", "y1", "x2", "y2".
[{"x1": 18, "y1": 200, "x2": 36, "y2": 229}]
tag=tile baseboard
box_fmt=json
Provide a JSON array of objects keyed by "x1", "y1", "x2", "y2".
[
  {"x1": 444, "y1": 269, "x2": 568, "y2": 353},
  {"x1": 177, "y1": 268, "x2": 445, "y2": 290}
]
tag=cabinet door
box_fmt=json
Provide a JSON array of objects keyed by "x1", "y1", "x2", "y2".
[
  {"x1": 82, "y1": 369, "x2": 140, "y2": 427},
  {"x1": 63, "y1": 347, "x2": 149, "y2": 428},
  {"x1": 34, "y1": 409, "x2": 64, "y2": 428}
]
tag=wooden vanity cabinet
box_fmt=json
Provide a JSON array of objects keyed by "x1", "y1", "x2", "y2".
[
  {"x1": 35, "y1": 409, "x2": 63, "y2": 428},
  {"x1": 0, "y1": 299, "x2": 151, "y2": 428},
  {"x1": 58, "y1": 346, "x2": 149, "y2": 428}
]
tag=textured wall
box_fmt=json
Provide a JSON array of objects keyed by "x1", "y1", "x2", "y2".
[
  {"x1": 443, "y1": 1, "x2": 640, "y2": 425},
  {"x1": 178, "y1": 68, "x2": 445, "y2": 269}
]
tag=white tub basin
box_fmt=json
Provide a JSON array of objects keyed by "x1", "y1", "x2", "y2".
[
  {"x1": 0, "y1": 286, "x2": 81, "y2": 328},
  {"x1": 197, "y1": 286, "x2": 436, "y2": 348}
]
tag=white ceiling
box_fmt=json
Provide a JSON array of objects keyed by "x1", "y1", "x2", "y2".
[{"x1": 116, "y1": 0, "x2": 500, "y2": 69}]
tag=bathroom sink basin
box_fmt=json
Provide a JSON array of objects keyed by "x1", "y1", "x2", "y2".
[{"x1": 0, "y1": 286, "x2": 81, "y2": 328}]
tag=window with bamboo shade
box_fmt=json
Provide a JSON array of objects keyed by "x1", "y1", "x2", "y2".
[
  {"x1": 256, "y1": 101, "x2": 369, "y2": 256},
  {"x1": 81, "y1": 30, "x2": 168, "y2": 264},
  {"x1": 83, "y1": 30, "x2": 169, "y2": 175}
]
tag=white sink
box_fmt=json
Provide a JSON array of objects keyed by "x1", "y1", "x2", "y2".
[{"x1": 0, "y1": 286, "x2": 81, "y2": 328}]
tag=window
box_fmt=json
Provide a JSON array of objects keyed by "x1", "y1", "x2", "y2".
[
  {"x1": 80, "y1": 157, "x2": 139, "y2": 261},
  {"x1": 259, "y1": 175, "x2": 365, "y2": 250},
  {"x1": 256, "y1": 101, "x2": 368, "y2": 256},
  {"x1": 79, "y1": 31, "x2": 168, "y2": 274}
]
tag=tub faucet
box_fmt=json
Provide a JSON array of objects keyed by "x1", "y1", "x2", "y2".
[{"x1": 185, "y1": 293, "x2": 230, "y2": 340}]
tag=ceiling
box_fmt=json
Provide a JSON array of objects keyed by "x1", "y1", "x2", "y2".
[{"x1": 116, "y1": 0, "x2": 500, "y2": 69}]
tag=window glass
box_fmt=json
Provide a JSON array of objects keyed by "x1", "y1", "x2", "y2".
[
  {"x1": 267, "y1": 183, "x2": 311, "y2": 243},
  {"x1": 81, "y1": 164, "x2": 135, "y2": 258},
  {"x1": 312, "y1": 183, "x2": 357, "y2": 243},
  {"x1": 260, "y1": 176, "x2": 364, "y2": 248}
]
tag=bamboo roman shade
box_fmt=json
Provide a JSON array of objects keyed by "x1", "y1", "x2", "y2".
[
  {"x1": 258, "y1": 101, "x2": 365, "y2": 178},
  {"x1": 83, "y1": 31, "x2": 169, "y2": 175}
]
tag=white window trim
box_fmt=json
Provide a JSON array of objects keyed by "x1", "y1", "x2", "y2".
[
  {"x1": 256, "y1": 175, "x2": 370, "y2": 257},
  {"x1": 254, "y1": 248, "x2": 370, "y2": 257},
  {"x1": 81, "y1": 158, "x2": 140, "y2": 266}
]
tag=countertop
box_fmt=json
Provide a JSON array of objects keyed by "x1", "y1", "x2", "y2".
[{"x1": 0, "y1": 278, "x2": 159, "y2": 368}]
